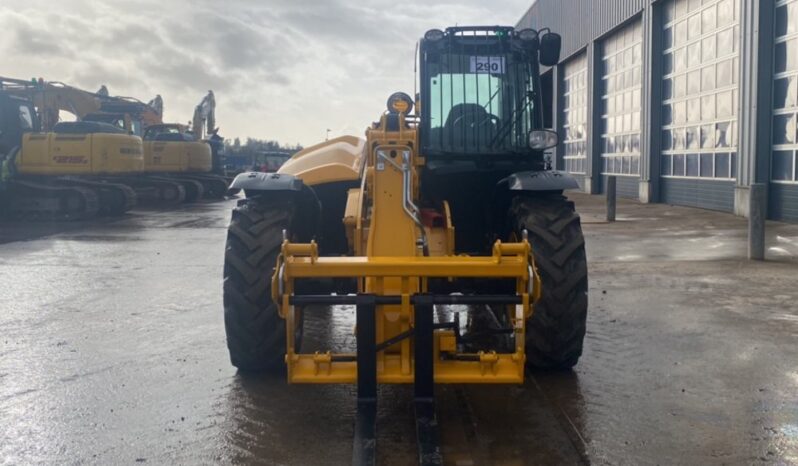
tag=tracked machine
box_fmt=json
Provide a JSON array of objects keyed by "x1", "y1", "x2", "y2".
[
  {"x1": 0, "y1": 81, "x2": 142, "y2": 219},
  {"x1": 0, "y1": 77, "x2": 189, "y2": 219},
  {"x1": 138, "y1": 91, "x2": 229, "y2": 199},
  {"x1": 223, "y1": 26, "x2": 587, "y2": 464},
  {"x1": 86, "y1": 90, "x2": 228, "y2": 200},
  {"x1": 79, "y1": 92, "x2": 207, "y2": 203}
]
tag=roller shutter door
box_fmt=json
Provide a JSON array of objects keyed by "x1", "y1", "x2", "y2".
[
  {"x1": 600, "y1": 20, "x2": 643, "y2": 198},
  {"x1": 659, "y1": 0, "x2": 739, "y2": 211},
  {"x1": 561, "y1": 53, "x2": 588, "y2": 185},
  {"x1": 770, "y1": 0, "x2": 798, "y2": 221}
]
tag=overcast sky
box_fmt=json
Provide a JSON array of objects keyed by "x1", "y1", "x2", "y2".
[{"x1": 0, "y1": 0, "x2": 532, "y2": 145}]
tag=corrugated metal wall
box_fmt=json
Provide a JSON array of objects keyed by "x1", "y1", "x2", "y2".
[
  {"x1": 517, "y1": 0, "x2": 648, "y2": 60},
  {"x1": 600, "y1": 176, "x2": 639, "y2": 199},
  {"x1": 769, "y1": 185, "x2": 798, "y2": 221},
  {"x1": 660, "y1": 179, "x2": 735, "y2": 212},
  {"x1": 769, "y1": 0, "x2": 798, "y2": 221}
]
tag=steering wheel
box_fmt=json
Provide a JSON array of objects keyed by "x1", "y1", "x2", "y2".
[{"x1": 478, "y1": 115, "x2": 500, "y2": 128}]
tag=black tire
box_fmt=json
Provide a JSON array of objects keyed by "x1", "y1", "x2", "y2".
[
  {"x1": 509, "y1": 194, "x2": 588, "y2": 369},
  {"x1": 223, "y1": 197, "x2": 301, "y2": 372}
]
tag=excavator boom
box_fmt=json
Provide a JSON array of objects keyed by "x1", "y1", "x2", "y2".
[{"x1": 192, "y1": 91, "x2": 215, "y2": 140}]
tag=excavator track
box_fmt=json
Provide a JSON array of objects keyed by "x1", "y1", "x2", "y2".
[
  {"x1": 116, "y1": 177, "x2": 186, "y2": 206},
  {"x1": 58, "y1": 177, "x2": 137, "y2": 216},
  {"x1": 151, "y1": 176, "x2": 204, "y2": 203},
  {"x1": 177, "y1": 174, "x2": 229, "y2": 199},
  {"x1": 2, "y1": 179, "x2": 100, "y2": 221}
]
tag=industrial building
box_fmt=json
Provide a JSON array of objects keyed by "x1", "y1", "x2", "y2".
[{"x1": 518, "y1": 0, "x2": 798, "y2": 221}]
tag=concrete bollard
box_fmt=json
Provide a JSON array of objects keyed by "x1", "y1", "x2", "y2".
[
  {"x1": 748, "y1": 183, "x2": 766, "y2": 260},
  {"x1": 606, "y1": 176, "x2": 616, "y2": 222}
]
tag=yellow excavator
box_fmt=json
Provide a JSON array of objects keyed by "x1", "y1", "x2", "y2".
[
  {"x1": 222, "y1": 26, "x2": 585, "y2": 464},
  {"x1": 138, "y1": 91, "x2": 229, "y2": 198},
  {"x1": 84, "y1": 90, "x2": 228, "y2": 200},
  {"x1": 61, "y1": 88, "x2": 208, "y2": 203},
  {"x1": 6, "y1": 78, "x2": 225, "y2": 205},
  {"x1": 0, "y1": 78, "x2": 147, "y2": 219},
  {"x1": 0, "y1": 77, "x2": 189, "y2": 218}
]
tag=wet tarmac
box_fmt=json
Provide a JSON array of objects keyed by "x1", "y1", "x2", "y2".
[{"x1": 1, "y1": 194, "x2": 797, "y2": 465}]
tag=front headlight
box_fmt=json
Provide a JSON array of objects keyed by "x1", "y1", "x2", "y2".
[{"x1": 528, "y1": 130, "x2": 559, "y2": 150}]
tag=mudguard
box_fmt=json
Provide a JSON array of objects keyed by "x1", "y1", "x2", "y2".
[
  {"x1": 229, "y1": 172, "x2": 304, "y2": 192},
  {"x1": 230, "y1": 171, "x2": 322, "y2": 239},
  {"x1": 498, "y1": 170, "x2": 580, "y2": 192}
]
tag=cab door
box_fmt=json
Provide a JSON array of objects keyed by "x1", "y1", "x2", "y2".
[
  {"x1": 6, "y1": 97, "x2": 53, "y2": 174},
  {"x1": 0, "y1": 95, "x2": 37, "y2": 155}
]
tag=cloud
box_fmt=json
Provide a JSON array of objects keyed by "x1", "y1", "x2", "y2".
[{"x1": 0, "y1": 0, "x2": 531, "y2": 145}]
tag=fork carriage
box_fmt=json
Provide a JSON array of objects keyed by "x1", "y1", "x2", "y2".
[{"x1": 275, "y1": 237, "x2": 541, "y2": 385}]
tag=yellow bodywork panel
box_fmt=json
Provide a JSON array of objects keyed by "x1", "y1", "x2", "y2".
[
  {"x1": 143, "y1": 140, "x2": 211, "y2": 173},
  {"x1": 343, "y1": 188, "x2": 361, "y2": 251},
  {"x1": 288, "y1": 354, "x2": 527, "y2": 384},
  {"x1": 282, "y1": 253, "x2": 533, "y2": 280},
  {"x1": 278, "y1": 135, "x2": 364, "y2": 186},
  {"x1": 16, "y1": 132, "x2": 144, "y2": 175}
]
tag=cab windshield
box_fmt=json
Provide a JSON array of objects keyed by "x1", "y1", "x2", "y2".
[
  {"x1": 423, "y1": 49, "x2": 538, "y2": 156},
  {"x1": 143, "y1": 125, "x2": 195, "y2": 141}
]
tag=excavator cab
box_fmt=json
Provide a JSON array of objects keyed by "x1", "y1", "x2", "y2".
[
  {"x1": 0, "y1": 92, "x2": 37, "y2": 193},
  {"x1": 139, "y1": 123, "x2": 213, "y2": 174},
  {"x1": 143, "y1": 124, "x2": 195, "y2": 142},
  {"x1": 0, "y1": 92, "x2": 39, "y2": 156},
  {"x1": 83, "y1": 112, "x2": 143, "y2": 136}
]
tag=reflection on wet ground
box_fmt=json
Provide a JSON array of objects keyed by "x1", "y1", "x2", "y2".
[{"x1": 1, "y1": 194, "x2": 797, "y2": 464}]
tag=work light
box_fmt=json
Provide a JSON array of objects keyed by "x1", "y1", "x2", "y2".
[
  {"x1": 517, "y1": 29, "x2": 538, "y2": 41},
  {"x1": 528, "y1": 130, "x2": 559, "y2": 150},
  {"x1": 424, "y1": 29, "x2": 445, "y2": 41}
]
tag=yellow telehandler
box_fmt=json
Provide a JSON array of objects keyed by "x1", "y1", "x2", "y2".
[{"x1": 223, "y1": 26, "x2": 586, "y2": 465}]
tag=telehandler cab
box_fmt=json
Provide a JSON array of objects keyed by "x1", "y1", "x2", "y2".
[{"x1": 223, "y1": 26, "x2": 587, "y2": 465}]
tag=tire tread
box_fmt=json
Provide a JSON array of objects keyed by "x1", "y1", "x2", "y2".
[
  {"x1": 223, "y1": 199, "x2": 294, "y2": 371},
  {"x1": 509, "y1": 194, "x2": 588, "y2": 369}
]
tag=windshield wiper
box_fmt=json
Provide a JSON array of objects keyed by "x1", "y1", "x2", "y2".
[{"x1": 489, "y1": 90, "x2": 533, "y2": 148}]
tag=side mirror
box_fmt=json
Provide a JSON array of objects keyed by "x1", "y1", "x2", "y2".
[{"x1": 539, "y1": 32, "x2": 561, "y2": 67}]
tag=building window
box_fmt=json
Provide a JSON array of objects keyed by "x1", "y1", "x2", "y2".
[
  {"x1": 660, "y1": 0, "x2": 739, "y2": 180},
  {"x1": 601, "y1": 20, "x2": 643, "y2": 176},
  {"x1": 562, "y1": 53, "x2": 588, "y2": 174},
  {"x1": 772, "y1": 0, "x2": 798, "y2": 183}
]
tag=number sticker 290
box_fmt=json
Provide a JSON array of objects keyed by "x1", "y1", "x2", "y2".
[{"x1": 469, "y1": 56, "x2": 505, "y2": 74}]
